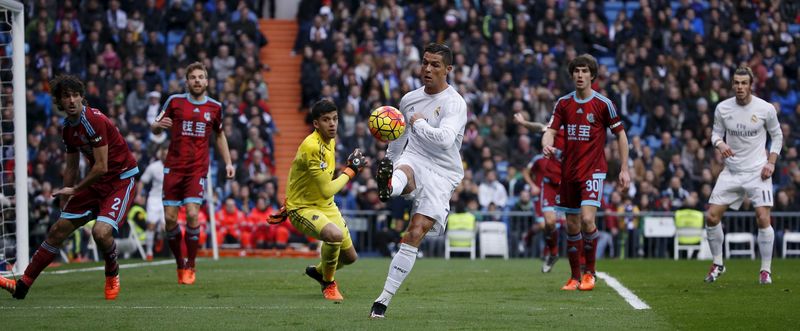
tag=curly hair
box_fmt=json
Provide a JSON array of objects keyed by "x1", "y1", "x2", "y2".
[{"x1": 50, "y1": 75, "x2": 85, "y2": 99}]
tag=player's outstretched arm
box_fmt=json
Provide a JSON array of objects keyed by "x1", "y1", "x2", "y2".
[
  {"x1": 309, "y1": 149, "x2": 365, "y2": 199},
  {"x1": 513, "y1": 113, "x2": 546, "y2": 132}
]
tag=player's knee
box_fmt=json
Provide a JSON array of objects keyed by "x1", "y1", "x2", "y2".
[
  {"x1": 46, "y1": 223, "x2": 71, "y2": 246},
  {"x1": 320, "y1": 228, "x2": 344, "y2": 243},
  {"x1": 91, "y1": 224, "x2": 113, "y2": 240},
  {"x1": 706, "y1": 211, "x2": 721, "y2": 225}
]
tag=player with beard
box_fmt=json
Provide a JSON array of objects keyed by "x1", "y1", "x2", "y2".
[{"x1": 151, "y1": 62, "x2": 235, "y2": 285}]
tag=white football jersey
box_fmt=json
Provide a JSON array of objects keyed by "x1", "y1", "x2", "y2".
[
  {"x1": 387, "y1": 85, "x2": 467, "y2": 183},
  {"x1": 140, "y1": 160, "x2": 164, "y2": 202},
  {"x1": 711, "y1": 95, "x2": 782, "y2": 173}
]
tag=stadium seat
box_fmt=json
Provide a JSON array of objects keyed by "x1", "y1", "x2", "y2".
[
  {"x1": 445, "y1": 213, "x2": 477, "y2": 260},
  {"x1": 782, "y1": 232, "x2": 800, "y2": 258},
  {"x1": 673, "y1": 209, "x2": 705, "y2": 260},
  {"x1": 478, "y1": 221, "x2": 509, "y2": 259},
  {"x1": 725, "y1": 232, "x2": 755, "y2": 259}
]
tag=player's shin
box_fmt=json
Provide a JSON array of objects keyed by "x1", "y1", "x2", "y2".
[
  {"x1": 375, "y1": 243, "x2": 418, "y2": 306},
  {"x1": 582, "y1": 229, "x2": 599, "y2": 274},
  {"x1": 706, "y1": 224, "x2": 724, "y2": 266},
  {"x1": 21, "y1": 241, "x2": 60, "y2": 286},
  {"x1": 758, "y1": 226, "x2": 774, "y2": 273},
  {"x1": 167, "y1": 225, "x2": 185, "y2": 269},
  {"x1": 320, "y1": 241, "x2": 342, "y2": 283},
  {"x1": 185, "y1": 225, "x2": 201, "y2": 268},
  {"x1": 102, "y1": 241, "x2": 119, "y2": 277},
  {"x1": 566, "y1": 233, "x2": 583, "y2": 280},
  {"x1": 145, "y1": 229, "x2": 155, "y2": 256}
]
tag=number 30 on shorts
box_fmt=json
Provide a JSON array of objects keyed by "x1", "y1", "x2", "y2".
[{"x1": 585, "y1": 179, "x2": 602, "y2": 192}]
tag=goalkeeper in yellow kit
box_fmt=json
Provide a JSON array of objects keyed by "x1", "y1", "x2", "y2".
[{"x1": 270, "y1": 99, "x2": 366, "y2": 301}]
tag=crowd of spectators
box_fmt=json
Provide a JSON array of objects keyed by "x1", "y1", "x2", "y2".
[
  {"x1": 13, "y1": 0, "x2": 800, "y2": 258},
  {"x1": 21, "y1": 0, "x2": 288, "y2": 256},
  {"x1": 295, "y1": 0, "x2": 800, "y2": 257}
]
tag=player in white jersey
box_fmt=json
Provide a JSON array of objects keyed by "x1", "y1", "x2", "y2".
[
  {"x1": 139, "y1": 146, "x2": 168, "y2": 260},
  {"x1": 705, "y1": 66, "x2": 782, "y2": 285},
  {"x1": 369, "y1": 43, "x2": 467, "y2": 319}
]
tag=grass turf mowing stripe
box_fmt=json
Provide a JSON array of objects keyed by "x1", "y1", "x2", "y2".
[
  {"x1": 597, "y1": 271, "x2": 650, "y2": 310},
  {"x1": 46, "y1": 260, "x2": 175, "y2": 274}
]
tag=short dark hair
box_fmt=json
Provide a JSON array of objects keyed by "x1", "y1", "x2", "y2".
[
  {"x1": 424, "y1": 43, "x2": 453, "y2": 66},
  {"x1": 310, "y1": 99, "x2": 338, "y2": 121},
  {"x1": 568, "y1": 54, "x2": 599, "y2": 82},
  {"x1": 185, "y1": 62, "x2": 208, "y2": 80},
  {"x1": 733, "y1": 66, "x2": 754, "y2": 85},
  {"x1": 50, "y1": 75, "x2": 85, "y2": 99}
]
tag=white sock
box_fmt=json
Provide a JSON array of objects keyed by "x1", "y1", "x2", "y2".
[
  {"x1": 706, "y1": 224, "x2": 724, "y2": 266},
  {"x1": 145, "y1": 229, "x2": 155, "y2": 256},
  {"x1": 390, "y1": 170, "x2": 408, "y2": 197},
  {"x1": 375, "y1": 243, "x2": 418, "y2": 306},
  {"x1": 758, "y1": 226, "x2": 774, "y2": 273}
]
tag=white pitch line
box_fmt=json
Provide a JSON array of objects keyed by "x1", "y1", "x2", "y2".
[
  {"x1": 46, "y1": 260, "x2": 175, "y2": 274},
  {"x1": 596, "y1": 271, "x2": 651, "y2": 310}
]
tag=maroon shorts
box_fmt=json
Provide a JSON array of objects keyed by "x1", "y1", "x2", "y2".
[
  {"x1": 163, "y1": 170, "x2": 206, "y2": 206},
  {"x1": 61, "y1": 177, "x2": 137, "y2": 232},
  {"x1": 556, "y1": 173, "x2": 605, "y2": 214}
]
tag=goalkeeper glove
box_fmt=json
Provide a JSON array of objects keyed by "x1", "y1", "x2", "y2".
[{"x1": 342, "y1": 148, "x2": 366, "y2": 178}]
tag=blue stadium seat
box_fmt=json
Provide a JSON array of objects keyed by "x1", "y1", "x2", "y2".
[
  {"x1": 789, "y1": 24, "x2": 800, "y2": 35},
  {"x1": 625, "y1": 1, "x2": 640, "y2": 18}
]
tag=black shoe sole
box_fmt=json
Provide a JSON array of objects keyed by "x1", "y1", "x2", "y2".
[
  {"x1": 369, "y1": 302, "x2": 387, "y2": 319},
  {"x1": 376, "y1": 159, "x2": 393, "y2": 202},
  {"x1": 12, "y1": 280, "x2": 28, "y2": 300}
]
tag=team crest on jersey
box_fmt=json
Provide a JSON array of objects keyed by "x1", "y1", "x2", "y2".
[
  {"x1": 577, "y1": 108, "x2": 584, "y2": 114},
  {"x1": 434, "y1": 106, "x2": 441, "y2": 117},
  {"x1": 320, "y1": 161, "x2": 328, "y2": 170},
  {"x1": 751, "y1": 115, "x2": 757, "y2": 123},
  {"x1": 204, "y1": 112, "x2": 211, "y2": 121},
  {"x1": 586, "y1": 113, "x2": 595, "y2": 123}
]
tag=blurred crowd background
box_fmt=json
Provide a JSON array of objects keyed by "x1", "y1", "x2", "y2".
[{"x1": 15, "y1": 0, "x2": 800, "y2": 258}]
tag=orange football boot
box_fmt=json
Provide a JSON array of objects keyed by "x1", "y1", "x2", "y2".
[
  {"x1": 578, "y1": 273, "x2": 596, "y2": 291},
  {"x1": 105, "y1": 275, "x2": 120, "y2": 300},
  {"x1": 561, "y1": 278, "x2": 580, "y2": 291},
  {"x1": 322, "y1": 281, "x2": 343, "y2": 302}
]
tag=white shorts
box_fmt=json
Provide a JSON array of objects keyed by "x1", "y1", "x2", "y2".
[
  {"x1": 709, "y1": 168, "x2": 773, "y2": 210},
  {"x1": 395, "y1": 154, "x2": 460, "y2": 236},
  {"x1": 146, "y1": 198, "x2": 165, "y2": 224}
]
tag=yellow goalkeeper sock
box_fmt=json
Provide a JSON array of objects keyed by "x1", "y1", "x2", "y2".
[{"x1": 320, "y1": 241, "x2": 342, "y2": 283}]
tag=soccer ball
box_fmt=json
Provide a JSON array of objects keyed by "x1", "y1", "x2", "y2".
[{"x1": 368, "y1": 106, "x2": 405, "y2": 142}]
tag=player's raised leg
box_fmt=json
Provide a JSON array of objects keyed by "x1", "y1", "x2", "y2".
[
  {"x1": 378, "y1": 162, "x2": 415, "y2": 202},
  {"x1": 755, "y1": 206, "x2": 774, "y2": 284},
  {"x1": 705, "y1": 204, "x2": 727, "y2": 282}
]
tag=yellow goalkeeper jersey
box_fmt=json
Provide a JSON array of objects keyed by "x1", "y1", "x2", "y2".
[{"x1": 285, "y1": 130, "x2": 349, "y2": 210}]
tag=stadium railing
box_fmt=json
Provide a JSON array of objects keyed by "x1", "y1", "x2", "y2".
[{"x1": 340, "y1": 210, "x2": 800, "y2": 259}]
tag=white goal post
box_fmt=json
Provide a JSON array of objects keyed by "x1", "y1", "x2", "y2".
[{"x1": 0, "y1": 0, "x2": 26, "y2": 276}]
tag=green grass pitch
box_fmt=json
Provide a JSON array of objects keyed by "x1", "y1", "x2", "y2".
[{"x1": 1, "y1": 258, "x2": 798, "y2": 330}]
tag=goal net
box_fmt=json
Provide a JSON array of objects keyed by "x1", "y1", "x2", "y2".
[{"x1": 0, "y1": 0, "x2": 26, "y2": 277}]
